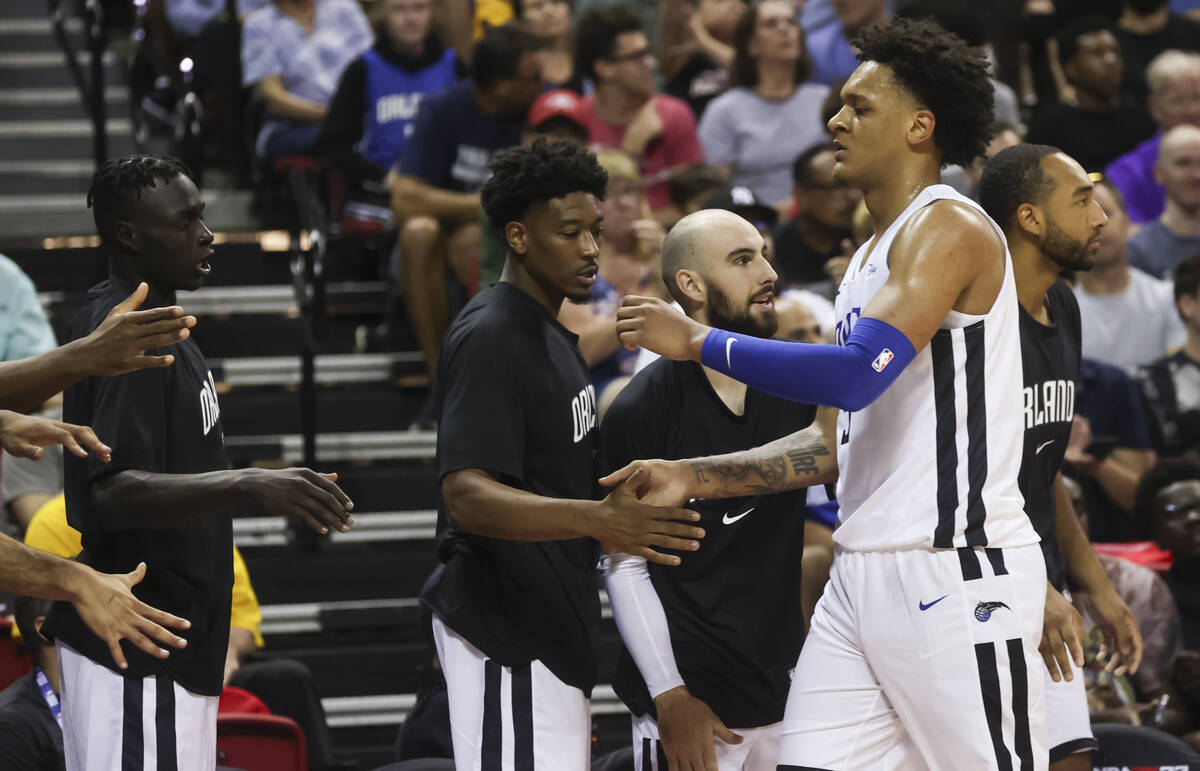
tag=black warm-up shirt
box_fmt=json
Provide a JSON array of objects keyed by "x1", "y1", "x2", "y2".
[
  {"x1": 0, "y1": 671, "x2": 64, "y2": 771},
  {"x1": 44, "y1": 279, "x2": 233, "y2": 696},
  {"x1": 420, "y1": 282, "x2": 602, "y2": 693},
  {"x1": 599, "y1": 358, "x2": 816, "y2": 729},
  {"x1": 1017, "y1": 280, "x2": 1082, "y2": 592}
]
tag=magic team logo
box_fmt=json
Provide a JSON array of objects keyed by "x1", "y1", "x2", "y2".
[{"x1": 974, "y1": 601, "x2": 1011, "y2": 622}]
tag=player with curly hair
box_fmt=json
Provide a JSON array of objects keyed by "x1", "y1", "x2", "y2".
[
  {"x1": 606, "y1": 18, "x2": 1052, "y2": 769},
  {"x1": 419, "y1": 139, "x2": 704, "y2": 771}
]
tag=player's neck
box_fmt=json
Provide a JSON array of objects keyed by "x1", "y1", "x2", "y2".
[
  {"x1": 700, "y1": 364, "x2": 747, "y2": 416},
  {"x1": 862, "y1": 165, "x2": 941, "y2": 235},
  {"x1": 107, "y1": 263, "x2": 177, "y2": 308},
  {"x1": 1160, "y1": 197, "x2": 1200, "y2": 237},
  {"x1": 1011, "y1": 241, "x2": 1059, "y2": 324},
  {"x1": 499, "y1": 260, "x2": 565, "y2": 316}
]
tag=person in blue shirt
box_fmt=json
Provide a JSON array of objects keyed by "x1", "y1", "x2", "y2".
[
  {"x1": 0, "y1": 254, "x2": 57, "y2": 367},
  {"x1": 318, "y1": 0, "x2": 462, "y2": 192}
]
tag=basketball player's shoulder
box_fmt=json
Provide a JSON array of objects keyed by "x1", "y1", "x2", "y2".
[{"x1": 891, "y1": 199, "x2": 1002, "y2": 267}]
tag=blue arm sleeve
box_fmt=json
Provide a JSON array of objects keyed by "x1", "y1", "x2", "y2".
[{"x1": 699, "y1": 317, "x2": 917, "y2": 411}]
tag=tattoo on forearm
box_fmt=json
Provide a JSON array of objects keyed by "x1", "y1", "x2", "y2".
[
  {"x1": 786, "y1": 444, "x2": 831, "y2": 476},
  {"x1": 693, "y1": 466, "x2": 709, "y2": 484}
]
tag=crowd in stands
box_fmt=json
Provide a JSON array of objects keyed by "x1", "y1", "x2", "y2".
[{"x1": 6, "y1": 0, "x2": 1200, "y2": 766}]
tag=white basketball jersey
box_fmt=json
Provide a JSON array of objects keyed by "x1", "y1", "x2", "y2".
[{"x1": 831, "y1": 184, "x2": 1035, "y2": 551}]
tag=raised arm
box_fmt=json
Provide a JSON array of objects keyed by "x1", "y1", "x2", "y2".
[{"x1": 614, "y1": 202, "x2": 1004, "y2": 410}]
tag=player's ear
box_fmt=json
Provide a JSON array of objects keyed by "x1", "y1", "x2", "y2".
[
  {"x1": 907, "y1": 109, "x2": 935, "y2": 151},
  {"x1": 1015, "y1": 202, "x2": 1043, "y2": 239},
  {"x1": 113, "y1": 219, "x2": 137, "y2": 253},
  {"x1": 676, "y1": 269, "x2": 705, "y2": 305},
  {"x1": 505, "y1": 221, "x2": 529, "y2": 256}
]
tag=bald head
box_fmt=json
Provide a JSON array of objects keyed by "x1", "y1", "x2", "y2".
[
  {"x1": 662, "y1": 209, "x2": 764, "y2": 307},
  {"x1": 1158, "y1": 124, "x2": 1200, "y2": 213},
  {"x1": 1160, "y1": 124, "x2": 1200, "y2": 162}
]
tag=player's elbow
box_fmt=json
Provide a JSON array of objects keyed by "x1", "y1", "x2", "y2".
[
  {"x1": 90, "y1": 472, "x2": 142, "y2": 530},
  {"x1": 441, "y1": 470, "x2": 485, "y2": 534}
]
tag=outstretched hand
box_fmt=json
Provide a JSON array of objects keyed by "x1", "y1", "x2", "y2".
[
  {"x1": 241, "y1": 467, "x2": 355, "y2": 534},
  {"x1": 599, "y1": 458, "x2": 691, "y2": 507},
  {"x1": 78, "y1": 282, "x2": 197, "y2": 376},
  {"x1": 0, "y1": 410, "x2": 111, "y2": 462},
  {"x1": 70, "y1": 562, "x2": 191, "y2": 669},
  {"x1": 593, "y1": 468, "x2": 703, "y2": 566}
]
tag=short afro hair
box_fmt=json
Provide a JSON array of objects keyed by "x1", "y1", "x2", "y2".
[
  {"x1": 978, "y1": 143, "x2": 1060, "y2": 229},
  {"x1": 854, "y1": 18, "x2": 995, "y2": 168},
  {"x1": 481, "y1": 138, "x2": 608, "y2": 235},
  {"x1": 1133, "y1": 456, "x2": 1200, "y2": 540},
  {"x1": 88, "y1": 154, "x2": 192, "y2": 247}
]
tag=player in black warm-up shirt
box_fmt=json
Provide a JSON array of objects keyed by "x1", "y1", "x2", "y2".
[
  {"x1": 980, "y1": 145, "x2": 1144, "y2": 771},
  {"x1": 419, "y1": 139, "x2": 703, "y2": 771},
  {"x1": 43, "y1": 155, "x2": 354, "y2": 771},
  {"x1": 600, "y1": 209, "x2": 820, "y2": 771}
]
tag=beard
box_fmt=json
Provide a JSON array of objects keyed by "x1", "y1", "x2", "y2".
[
  {"x1": 707, "y1": 283, "x2": 778, "y2": 338},
  {"x1": 1040, "y1": 218, "x2": 1095, "y2": 273}
]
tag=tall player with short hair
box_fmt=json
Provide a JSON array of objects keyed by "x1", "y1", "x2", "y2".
[
  {"x1": 609, "y1": 19, "x2": 1050, "y2": 769},
  {"x1": 44, "y1": 155, "x2": 355, "y2": 771},
  {"x1": 419, "y1": 139, "x2": 704, "y2": 771},
  {"x1": 979, "y1": 144, "x2": 1143, "y2": 771}
]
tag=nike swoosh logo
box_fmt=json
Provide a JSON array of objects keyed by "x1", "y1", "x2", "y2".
[
  {"x1": 722, "y1": 507, "x2": 754, "y2": 525},
  {"x1": 725, "y1": 337, "x2": 737, "y2": 369},
  {"x1": 1035, "y1": 440, "x2": 1055, "y2": 455},
  {"x1": 918, "y1": 595, "x2": 949, "y2": 611}
]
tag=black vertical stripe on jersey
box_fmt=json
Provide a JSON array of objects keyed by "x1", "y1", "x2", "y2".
[
  {"x1": 985, "y1": 548, "x2": 1008, "y2": 576},
  {"x1": 121, "y1": 677, "x2": 143, "y2": 771},
  {"x1": 156, "y1": 675, "x2": 178, "y2": 771},
  {"x1": 512, "y1": 662, "x2": 534, "y2": 771},
  {"x1": 963, "y1": 321, "x2": 989, "y2": 546},
  {"x1": 932, "y1": 329, "x2": 958, "y2": 548},
  {"x1": 482, "y1": 660, "x2": 502, "y2": 771},
  {"x1": 975, "y1": 642, "x2": 1013, "y2": 771},
  {"x1": 1007, "y1": 638, "x2": 1035, "y2": 771},
  {"x1": 641, "y1": 738, "x2": 653, "y2": 771},
  {"x1": 958, "y1": 546, "x2": 983, "y2": 581}
]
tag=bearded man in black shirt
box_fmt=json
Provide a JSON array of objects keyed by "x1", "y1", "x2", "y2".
[
  {"x1": 43, "y1": 155, "x2": 354, "y2": 771},
  {"x1": 420, "y1": 139, "x2": 703, "y2": 770}
]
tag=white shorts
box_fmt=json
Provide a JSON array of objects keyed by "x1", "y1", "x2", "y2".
[
  {"x1": 1044, "y1": 657, "x2": 1098, "y2": 762},
  {"x1": 57, "y1": 642, "x2": 218, "y2": 771},
  {"x1": 632, "y1": 711, "x2": 781, "y2": 771},
  {"x1": 431, "y1": 614, "x2": 591, "y2": 771},
  {"x1": 778, "y1": 545, "x2": 1049, "y2": 771}
]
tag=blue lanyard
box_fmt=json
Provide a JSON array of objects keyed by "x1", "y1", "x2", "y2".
[{"x1": 35, "y1": 666, "x2": 62, "y2": 729}]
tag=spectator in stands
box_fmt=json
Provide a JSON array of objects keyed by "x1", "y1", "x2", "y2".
[
  {"x1": 1117, "y1": 0, "x2": 1200, "y2": 106},
  {"x1": 559, "y1": 150, "x2": 665, "y2": 413},
  {"x1": 2, "y1": 437, "x2": 61, "y2": 530},
  {"x1": 318, "y1": 0, "x2": 460, "y2": 195},
  {"x1": 666, "y1": 163, "x2": 729, "y2": 218},
  {"x1": 806, "y1": 0, "x2": 887, "y2": 86},
  {"x1": 241, "y1": 0, "x2": 373, "y2": 159},
  {"x1": 1135, "y1": 457, "x2": 1200, "y2": 651},
  {"x1": 0, "y1": 595, "x2": 64, "y2": 770},
  {"x1": 772, "y1": 142, "x2": 859, "y2": 293},
  {"x1": 391, "y1": 25, "x2": 542, "y2": 376},
  {"x1": 1106, "y1": 49, "x2": 1200, "y2": 224},
  {"x1": 697, "y1": 0, "x2": 829, "y2": 210},
  {"x1": 659, "y1": 0, "x2": 743, "y2": 119},
  {"x1": 577, "y1": 5, "x2": 706, "y2": 217},
  {"x1": 1075, "y1": 179, "x2": 1185, "y2": 372},
  {"x1": 23, "y1": 493, "x2": 341, "y2": 769},
  {"x1": 1026, "y1": 17, "x2": 1158, "y2": 173},
  {"x1": 1141, "y1": 252, "x2": 1200, "y2": 456},
  {"x1": 1130, "y1": 125, "x2": 1200, "y2": 279},
  {"x1": 517, "y1": 0, "x2": 582, "y2": 92}
]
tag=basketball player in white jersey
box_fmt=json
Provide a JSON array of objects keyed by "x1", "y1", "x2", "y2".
[{"x1": 608, "y1": 18, "x2": 1048, "y2": 770}]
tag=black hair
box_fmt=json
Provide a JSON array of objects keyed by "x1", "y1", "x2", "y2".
[
  {"x1": 1133, "y1": 455, "x2": 1200, "y2": 540},
  {"x1": 792, "y1": 141, "x2": 838, "y2": 187},
  {"x1": 854, "y1": 18, "x2": 995, "y2": 168},
  {"x1": 896, "y1": 0, "x2": 986, "y2": 48},
  {"x1": 13, "y1": 595, "x2": 52, "y2": 659},
  {"x1": 1174, "y1": 251, "x2": 1200, "y2": 310},
  {"x1": 730, "y1": 2, "x2": 811, "y2": 89},
  {"x1": 574, "y1": 5, "x2": 644, "y2": 82},
  {"x1": 87, "y1": 154, "x2": 192, "y2": 247},
  {"x1": 668, "y1": 163, "x2": 729, "y2": 211},
  {"x1": 481, "y1": 138, "x2": 608, "y2": 234},
  {"x1": 978, "y1": 143, "x2": 1060, "y2": 229},
  {"x1": 1055, "y1": 15, "x2": 1117, "y2": 66},
  {"x1": 471, "y1": 24, "x2": 542, "y2": 91}
]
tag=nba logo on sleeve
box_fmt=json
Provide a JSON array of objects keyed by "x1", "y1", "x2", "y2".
[{"x1": 871, "y1": 348, "x2": 895, "y2": 373}]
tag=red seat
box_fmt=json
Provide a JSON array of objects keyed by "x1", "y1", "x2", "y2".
[{"x1": 216, "y1": 712, "x2": 307, "y2": 771}]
